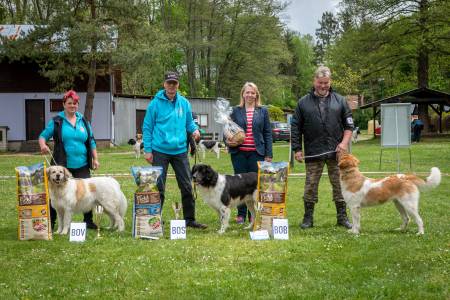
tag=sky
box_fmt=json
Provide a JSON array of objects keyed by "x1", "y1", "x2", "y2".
[{"x1": 282, "y1": 0, "x2": 340, "y2": 38}]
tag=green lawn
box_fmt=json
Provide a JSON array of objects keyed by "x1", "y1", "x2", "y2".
[{"x1": 1, "y1": 137, "x2": 449, "y2": 299}]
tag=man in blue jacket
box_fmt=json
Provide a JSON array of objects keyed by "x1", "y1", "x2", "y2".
[{"x1": 143, "y1": 71, "x2": 206, "y2": 229}]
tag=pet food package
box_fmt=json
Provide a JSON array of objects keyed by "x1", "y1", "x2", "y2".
[
  {"x1": 15, "y1": 162, "x2": 52, "y2": 240},
  {"x1": 131, "y1": 166, "x2": 163, "y2": 238},
  {"x1": 214, "y1": 98, "x2": 246, "y2": 145},
  {"x1": 254, "y1": 161, "x2": 289, "y2": 234}
]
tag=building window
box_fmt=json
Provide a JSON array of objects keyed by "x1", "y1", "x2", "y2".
[
  {"x1": 198, "y1": 114, "x2": 208, "y2": 127},
  {"x1": 50, "y1": 99, "x2": 63, "y2": 112}
]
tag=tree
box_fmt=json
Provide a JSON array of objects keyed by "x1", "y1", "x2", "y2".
[
  {"x1": 328, "y1": 0, "x2": 450, "y2": 130},
  {"x1": 1, "y1": 0, "x2": 146, "y2": 122},
  {"x1": 314, "y1": 11, "x2": 340, "y2": 64}
]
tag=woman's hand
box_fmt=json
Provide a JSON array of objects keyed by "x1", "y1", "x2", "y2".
[
  {"x1": 40, "y1": 144, "x2": 51, "y2": 155},
  {"x1": 226, "y1": 138, "x2": 239, "y2": 148}
]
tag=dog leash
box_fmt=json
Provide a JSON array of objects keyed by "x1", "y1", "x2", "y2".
[
  {"x1": 192, "y1": 147, "x2": 200, "y2": 201},
  {"x1": 302, "y1": 150, "x2": 337, "y2": 159}
]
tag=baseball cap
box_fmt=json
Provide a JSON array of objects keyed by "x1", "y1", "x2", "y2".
[{"x1": 164, "y1": 71, "x2": 179, "y2": 83}]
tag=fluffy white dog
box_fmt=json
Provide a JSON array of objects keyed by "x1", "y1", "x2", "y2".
[{"x1": 47, "y1": 166, "x2": 127, "y2": 234}]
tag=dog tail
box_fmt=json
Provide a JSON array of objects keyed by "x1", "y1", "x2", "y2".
[
  {"x1": 408, "y1": 167, "x2": 441, "y2": 190},
  {"x1": 119, "y1": 192, "x2": 128, "y2": 218},
  {"x1": 424, "y1": 167, "x2": 441, "y2": 189}
]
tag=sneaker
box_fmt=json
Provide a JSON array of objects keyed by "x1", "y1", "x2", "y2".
[
  {"x1": 235, "y1": 216, "x2": 245, "y2": 224},
  {"x1": 186, "y1": 220, "x2": 208, "y2": 229}
]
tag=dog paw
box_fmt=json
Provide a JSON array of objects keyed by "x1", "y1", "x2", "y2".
[
  {"x1": 218, "y1": 229, "x2": 225, "y2": 234},
  {"x1": 348, "y1": 228, "x2": 359, "y2": 234},
  {"x1": 416, "y1": 231, "x2": 424, "y2": 236}
]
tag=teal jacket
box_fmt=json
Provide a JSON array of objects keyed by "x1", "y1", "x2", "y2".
[
  {"x1": 39, "y1": 111, "x2": 96, "y2": 169},
  {"x1": 143, "y1": 90, "x2": 198, "y2": 155}
]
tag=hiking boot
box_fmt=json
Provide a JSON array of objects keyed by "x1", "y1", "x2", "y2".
[
  {"x1": 335, "y1": 201, "x2": 352, "y2": 229},
  {"x1": 300, "y1": 202, "x2": 315, "y2": 229}
]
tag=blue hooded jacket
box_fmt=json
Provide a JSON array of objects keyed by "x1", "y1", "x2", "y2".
[{"x1": 143, "y1": 90, "x2": 198, "y2": 155}]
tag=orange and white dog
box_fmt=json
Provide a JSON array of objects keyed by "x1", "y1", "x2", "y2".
[
  {"x1": 47, "y1": 166, "x2": 127, "y2": 235},
  {"x1": 338, "y1": 153, "x2": 441, "y2": 235}
]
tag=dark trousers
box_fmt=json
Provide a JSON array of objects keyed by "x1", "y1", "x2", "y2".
[
  {"x1": 152, "y1": 150, "x2": 196, "y2": 222},
  {"x1": 413, "y1": 127, "x2": 422, "y2": 142},
  {"x1": 50, "y1": 165, "x2": 93, "y2": 228},
  {"x1": 230, "y1": 151, "x2": 264, "y2": 219},
  {"x1": 303, "y1": 159, "x2": 344, "y2": 203}
]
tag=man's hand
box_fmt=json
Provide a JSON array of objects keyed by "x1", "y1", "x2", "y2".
[
  {"x1": 265, "y1": 157, "x2": 272, "y2": 162},
  {"x1": 336, "y1": 142, "x2": 348, "y2": 153},
  {"x1": 294, "y1": 151, "x2": 304, "y2": 163},
  {"x1": 92, "y1": 159, "x2": 100, "y2": 170},
  {"x1": 192, "y1": 130, "x2": 201, "y2": 142},
  {"x1": 144, "y1": 152, "x2": 153, "y2": 164}
]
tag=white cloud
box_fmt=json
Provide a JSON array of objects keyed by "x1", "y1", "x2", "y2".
[{"x1": 282, "y1": 0, "x2": 340, "y2": 37}]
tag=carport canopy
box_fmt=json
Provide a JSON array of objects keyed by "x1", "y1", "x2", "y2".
[{"x1": 360, "y1": 87, "x2": 450, "y2": 136}]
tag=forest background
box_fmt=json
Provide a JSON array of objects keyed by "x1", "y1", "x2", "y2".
[{"x1": 1, "y1": 0, "x2": 449, "y2": 124}]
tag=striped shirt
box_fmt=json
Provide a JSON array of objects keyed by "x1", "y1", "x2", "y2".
[{"x1": 239, "y1": 108, "x2": 257, "y2": 151}]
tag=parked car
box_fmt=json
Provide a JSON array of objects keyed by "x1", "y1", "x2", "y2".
[{"x1": 271, "y1": 122, "x2": 290, "y2": 142}]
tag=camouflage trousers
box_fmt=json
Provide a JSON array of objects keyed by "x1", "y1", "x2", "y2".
[{"x1": 303, "y1": 158, "x2": 344, "y2": 204}]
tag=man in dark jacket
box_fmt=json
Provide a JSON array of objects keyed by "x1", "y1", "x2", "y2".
[{"x1": 291, "y1": 66, "x2": 353, "y2": 230}]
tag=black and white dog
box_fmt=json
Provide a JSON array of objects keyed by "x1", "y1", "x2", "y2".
[
  {"x1": 198, "y1": 140, "x2": 223, "y2": 159},
  {"x1": 128, "y1": 134, "x2": 144, "y2": 159},
  {"x1": 192, "y1": 164, "x2": 257, "y2": 234},
  {"x1": 352, "y1": 127, "x2": 361, "y2": 143}
]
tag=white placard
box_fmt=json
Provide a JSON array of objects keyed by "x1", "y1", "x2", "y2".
[
  {"x1": 170, "y1": 220, "x2": 186, "y2": 240},
  {"x1": 250, "y1": 230, "x2": 270, "y2": 240},
  {"x1": 272, "y1": 219, "x2": 289, "y2": 240},
  {"x1": 69, "y1": 223, "x2": 86, "y2": 242}
]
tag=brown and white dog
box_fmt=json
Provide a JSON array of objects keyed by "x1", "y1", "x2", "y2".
[
  {"x1": 47, "y1": 166, "x2": 127, "y2": 234},
  {"x1": 338, "y1": 153, "x2": 441, "y2": 235}
]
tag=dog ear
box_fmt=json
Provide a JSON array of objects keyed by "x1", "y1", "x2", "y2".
[{"x1": 63, "y1": 167, "x2": 72, "y2": 180}]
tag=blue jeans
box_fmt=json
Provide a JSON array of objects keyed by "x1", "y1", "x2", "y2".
[
  {"x1": 231, "y1": 151, "x2": 264, "y2": 220},
  {"x1": 152, "y1": 150, "x2": 196, "y2": 222}
]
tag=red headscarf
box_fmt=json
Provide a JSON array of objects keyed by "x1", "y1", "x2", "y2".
[{"x1": 63, "y1": 90, "x2": 80, "y2": 104}]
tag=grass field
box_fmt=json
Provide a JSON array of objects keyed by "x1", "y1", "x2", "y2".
[{"x1": 1, "y1": 137, "x2": 449, "y2": 299}]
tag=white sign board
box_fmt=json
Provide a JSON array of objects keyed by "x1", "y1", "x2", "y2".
[
  {"x1": 69, "y1": 223, "x2": 86, "y2": 242},
  {"x1": 381, "y1": 103, "x2": 412, "y2": 148},
  {"x1": 170, "y1": 220, "x2": 186, "y2": 240},
  {"x1": 272, "y1": 219, "x2": 289, "y2": 240}
]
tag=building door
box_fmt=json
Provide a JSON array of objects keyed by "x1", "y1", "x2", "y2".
[
  {"x1": 136, "y1": 110, "x2": 146, "y2": 134},
  {"x1": 25, "y1": 99, "x2": 45, "y2": 140}
]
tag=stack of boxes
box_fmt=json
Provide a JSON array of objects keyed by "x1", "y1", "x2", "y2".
[
  {"x1": 16, "y1": 163, "x2": 52, "y2": 240},
  {"x1": 254, "y1": 161, "x2": 289, "y2": 234}
]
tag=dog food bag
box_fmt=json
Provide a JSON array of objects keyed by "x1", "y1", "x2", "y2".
[
  {"x1": 214, "y1": 98, "x2": 245, "y2": 145},
  {"x1": 130, "y1": 166, "x2": 163, "y2": 238},
  {"x1": 15, "y1": 162, "x2": 52, "y2": 240},
  {"x1": 254, "y1": 161, "x2": 289, "y2": 233}
]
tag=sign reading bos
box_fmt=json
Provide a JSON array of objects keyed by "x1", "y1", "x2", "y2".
[{"x1": 170, "y1": 220, "x2": 186, "y2": 240}]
